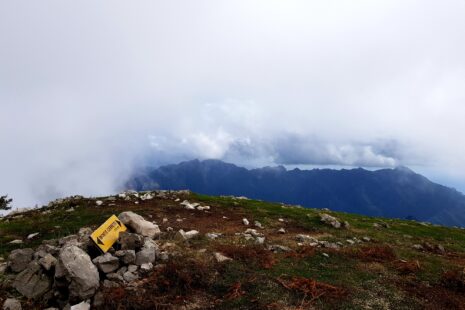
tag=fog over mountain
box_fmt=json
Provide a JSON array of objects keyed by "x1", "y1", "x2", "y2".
[{"x1": 1, "y1": 1, "x2": 465, "y2": 207}]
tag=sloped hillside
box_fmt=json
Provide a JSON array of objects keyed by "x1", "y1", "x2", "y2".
[{"x1": 1, "y1": 191, "x2": 465, "y2": 309}]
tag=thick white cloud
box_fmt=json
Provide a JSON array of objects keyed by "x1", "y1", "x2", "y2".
[{"x1": 1, "y1": 0, "x2": 465, "y2": 206}]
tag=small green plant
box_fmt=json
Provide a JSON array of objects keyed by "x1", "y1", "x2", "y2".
[{"x1": 0, "y1": 195, "x2": 12, "y2": 210}]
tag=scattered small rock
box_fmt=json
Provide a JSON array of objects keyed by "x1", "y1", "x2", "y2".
[
  {"x1": 255, "y1": 237, "x2": 266, "y2": 245},
  {"x1": 140, "y1": 193, "x2": 154, "y2": 201},
  {"x1": 320, "y1": 214, "x2": 342, "y2": 229},
  {"x1": 295, "y1": 234, "x2": 318, "y2": 244},
  {"x1": 206, "y1": 233, "x2": 222, "y2": 240},
  {"x1": 140, "y1": 262, "x2": 153, "y2": 273},
  {"x1": 214, "y1": 252, "x2": 232, "y2": 263},
  {"x1": 373, "y1": 222, "x2": 390, "y2": 229},
  {"x1": 319, "y1": 241, "x2": 340, "y2": 249},
  {"x1": 2, "y1": 299, "x2": 22, "y2": 310},
  {"x1": 242, "y1": 218, "x2": 250, "y2": 226},
  {"x1": 268, "y1": 245, "x2": 292, "y2": 253},
  {"x1": 413, "y1": 244, "x2": 424, "y2": 251},
  {"x1": 27, "y1": 232, "x2": 40, "y2": 240},
  {"x1": 70, "y1": 301, "x2": 90, "y2": 310}
]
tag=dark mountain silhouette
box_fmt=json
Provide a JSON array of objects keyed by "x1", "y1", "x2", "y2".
[{"x1": 127, "y1": 159, "x2": 465, "y2": 227}]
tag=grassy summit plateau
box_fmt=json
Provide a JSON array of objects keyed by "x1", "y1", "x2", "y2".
[{"x1": 1, "y1": 191, "x2": 465, "y2": 309}]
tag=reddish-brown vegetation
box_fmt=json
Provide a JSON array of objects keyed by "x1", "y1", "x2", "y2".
[
  {"x1": 277, "y1": 276, "x2": 347, "y2": 305},
  {"x1": 284, "y1": 246, "x2": 315, "y2": 259},
  {"x1": 101, "y1": 258, "x2": 216, "y2": 309},
  {"x1": 441, "y1": 269, "x2": 465, "y2": 293},
  {"x1": 224, "y1": 282, "x2": 246, "y2": 300},
  {"x1": 400, "y1": 279, "x2": 465, "y2": 310},
  {"x1": 346, "y1": 245, "x2": 397, "y2": 263},
  {"x1": 392, "y1": 259, "x2": 421, "y2": 274}
]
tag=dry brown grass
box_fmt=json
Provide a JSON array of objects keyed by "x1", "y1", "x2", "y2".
[
  {"x1": 284, "y1": 246, "x2": 315, "y2": 259},
  {"x1": 276, "y1": 276, "x2": 347, "y2": 307},
  {"x1": 392, "y1": 260, "x2": 421, "y2": 275},
  {"x1": 346, "y1": 245, "x2": 397, "y2": 263},
  {"x1": 100, "y1": 258, "x2": 217, "y2": 309},
  {"x1": 441, "y1": 269, "x2": 465, "y2": 293},
  {"x1": 400, "y1": 278, "x2": 465, "y2": 310},
  {"x1": 224, "y1": 282, "x2": 246, "y2": 300}
]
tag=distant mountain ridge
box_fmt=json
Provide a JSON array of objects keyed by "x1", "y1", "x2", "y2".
[{"x1": 127, "y1": 159, "x2": 465, "y2": 227}]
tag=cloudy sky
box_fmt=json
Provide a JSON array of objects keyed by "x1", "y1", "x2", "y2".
[{"x1": 1, "y1": 0, "x2": 465, "y2": 207}]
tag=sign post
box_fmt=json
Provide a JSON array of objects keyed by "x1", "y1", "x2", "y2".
[{"x1": 90, "y1": 215, "x2": 127, "y2": 253}]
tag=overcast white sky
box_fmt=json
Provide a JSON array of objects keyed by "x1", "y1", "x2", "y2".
[{"x1": 1, "y1": 0, "x2": 465, "y2": 207}]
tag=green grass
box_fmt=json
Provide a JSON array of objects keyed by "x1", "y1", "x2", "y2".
[
  {"x1": 0, "y1": 200, "x2": 115, "y2": 256},
  {"x1": 2, "y1": 193, "x2": 465, "y2": 309},
  {"x1": 194, "y1": 193, "x2": 465, "y2": 251}
]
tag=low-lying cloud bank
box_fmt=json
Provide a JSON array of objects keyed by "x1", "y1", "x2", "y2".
[{"x1": 1, "y1": 1, "x2": 465, "y2": 207}]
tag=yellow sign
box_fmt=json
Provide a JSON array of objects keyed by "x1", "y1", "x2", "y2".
[{"x1": 90, "y1": 215, "x2": 127, "y2": 253}]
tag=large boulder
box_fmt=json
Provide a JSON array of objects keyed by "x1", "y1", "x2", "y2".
[
  {"x1": 57, "y1": 246, "x2": 99, "y2": 299},
  {"x1": 118, "y1": 211, "x2": 161, "y2": 238},
  {"x1": 8, "y1": 248, "x2": 34, "y2": 273},
  {"x1": 13, "y1": 261, "x2": 51, "y2": 299}
]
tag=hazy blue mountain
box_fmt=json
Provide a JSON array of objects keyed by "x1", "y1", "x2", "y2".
[{"x1": 127, "y1": 159, "x2": 465, "y2": 227}]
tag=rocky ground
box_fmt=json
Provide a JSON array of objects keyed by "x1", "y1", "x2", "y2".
[{"x1": 1, "y1": 191, "x2": 465, "y2": 309}]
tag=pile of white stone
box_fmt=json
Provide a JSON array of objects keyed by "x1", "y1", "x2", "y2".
[
  {"x1": 2, "y1": 211, "x2": 164, "y2": 310},
  {"x1": 180, "y1": 200, "x2": 211, "y2": 211}
]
